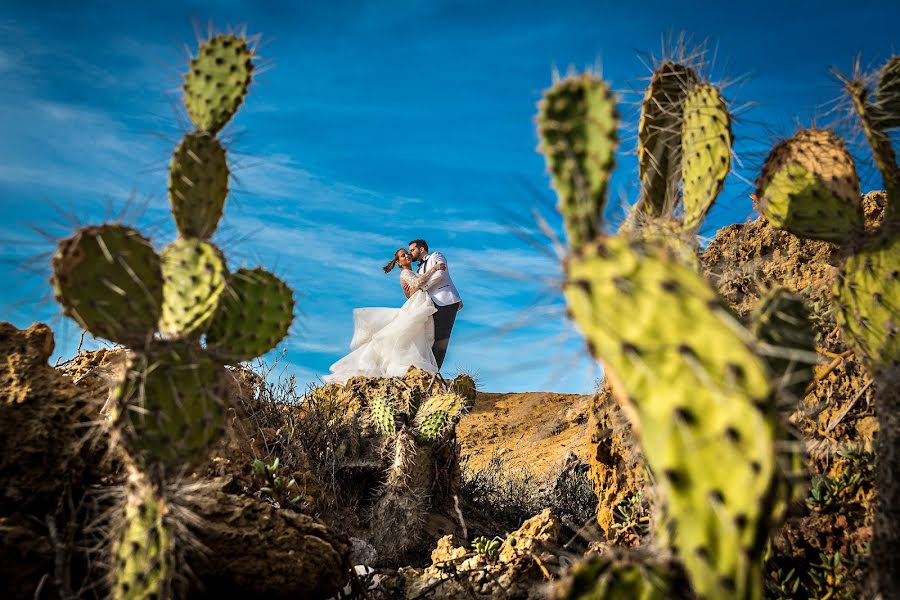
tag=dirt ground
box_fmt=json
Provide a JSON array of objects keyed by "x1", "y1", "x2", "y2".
[{"x1": 456, "y1": 391, "x2": 593, "y2": 477}]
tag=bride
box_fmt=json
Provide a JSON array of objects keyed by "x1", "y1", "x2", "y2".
[{"x1": 322, "y1": 248, "x2": 447, "y2": 384}]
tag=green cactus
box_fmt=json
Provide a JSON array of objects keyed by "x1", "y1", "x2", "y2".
[
  {"x1": 51, "y1": 224, "x2": 163, "y2": 348},
  {"x1": 755, "y1": 129, "x2": 864, "y2": 242},
  {"x1": 875, "y1": 55, "x2": 900, "y2": 129},
  {"x1": 112, "y1": 476, "x2": 174, "y2": 600},
  {"x1": 205, "y1": 267, "x2": 295, "y2": 363},
  {"x1": 47, "y1": 29, "x2": 295, "y2": 598},
  {"x1": 681, "y1": 83, "x2": 732, "y2": 231},
  {"x1": 832, "y1": 234, "x2": 900, "y2": 372},
  {"x1": 564, "y1": 236, "x2": 776, "y2": 600},
  {"x1": 449, "y1": 372, "x2": 477, "y2": 403},
  {"x1": 182, "y1": 33, "x2": 254, "y2": 134},
  {"x1": 636, "y1": 61, "x2": 699, "y2": 218},
  {"x1": 159, "y1": 238, "x2": 227, "y2": 339},
  {"x1": 749, "y1": 287, "x2": 816, "y2": 400},
  {"x1": 560, "y1": 555, "x2": 673, "y2": 600},
  {"x1": 168, "y1": 132, "x2": 229, "y2": 239},
  {"x1": 537, "y1": 73, "x2": 618, "y2": 247},
  {"x1": 112, "y1": 342, "x2": 227, "y2": 469},
  {"x1": 370, "y1": 395, "x2": 399, "y2": 436}
]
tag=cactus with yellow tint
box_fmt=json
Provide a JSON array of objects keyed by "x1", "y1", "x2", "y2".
[
  {"x1": 559, "y1": 554, "x2": 673, "y2": 600},
  {"x1": 681, "y1": 83, "x2": 732, "y2": 231},
  {"x1": 564, "y1": 237, "x2": 777, "y2": 600},
  {"x1": 537, "y1": 72, "x2": 618, "y2": 246},
  {"x1": 48, "y1": 29, "x2": 295, "y2": 599},
  {"x1": 755, "y1": 129, "x2": 865, "y2": 242},
  {"x1": 538, "y1": 63, "x2": 790, "y2": 600}
]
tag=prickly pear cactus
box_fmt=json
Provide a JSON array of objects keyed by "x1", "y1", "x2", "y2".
[
  {"x1": 370, "y1": 395, "x2": 399, "y2": 436},
  {"x1": 636, "y1": 61, "x2": 698, "y2": 218},
  {"x1": 564, "y1": 236, "x2": 776, "y2": 600},
  {"x1": 168, "y1": 132, "x2": 229, "y2": 238},
  {"x1": 159, "y1": 238, "x2": 226, "y2": 338},
  {"x1": 205, "y1": 267, "x2": 295, "y2": 363},
  {"x1": 182, "y1": 33, "x2": 254, "y2": 134},
  {"x1": 48, "y1": 30, "x2": 295, "y2": 599},
  {"x1": 755, "y1": 129, "x2": 864, "y2": 242},
  {"x1": 559, "y1": 555, "x2": 673, "y2": 600},
  {"x1": 681, "y1": 83, "x2": 732, "y2": 231},
  {"x1": 112, "y1": 342, "x2": 227, "y2": 469},
  {"x1": 749, "y1": 287, "x2": 816, "y2": 401},
  {"x1": 537, "y1": 73, "x2": 618, "y2": 247},
  {"x1": 875, "y1": 55, "x2": 900, "y2": 130},
  {"x1": 52, "y1": 225, "x2": 163, "y2": 348},
  {"x1": 832, "y1": 234, "x2": 900, "y2": 372},
  {"x1": 112, "y1": 472, "x2": 174, "y2": 600}
]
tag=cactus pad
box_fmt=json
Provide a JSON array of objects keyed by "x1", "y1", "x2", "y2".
[
  {"x1": 749, "y1": 288, "x2": 816, "y2": 400},
  {"x1": 113, "y1": 478, "x2": 173, "y2": 600},
  {"x1": 876, "y1": 55, "x2": 900, "y2": 129},
  {"x1": 560, "y1": 555, "x2": 671, "y2": 600},
  {"x1": 159, "y1": 238, "x2": 226, "y2": 339},
  {"x1": 681, "y1": 83, "x2": 732, "y2": 231},
  {"x1": 205, "y1": 267, "x2": 295, "y2": 363},
  {"x1": 449, "y1": 373, "x2": 477, "y2": 403},
  {"x1": 537, "y1": 73, "x2": 618, "y2": 246},
  {"x1": 636, "y1": 61, "x2": 699, "y2": 218},
  {"x1": 413, "y1": 392, "x2": 464, "y2": 443},
  {"x1": 833, "y1": 234, "x2": 900, "y2": 372},
  {"x1": 370, "y1": 395, "x2": 398, "y2": 436},
  {"x1": 563, "y1": 236, "x2": 776, "y2": 600},
  {"x1": 183, "y1": 34, "x2": 254, "y2": 134},
  {"x1": 755, "y1": 129, "x2": 864, "y2": 242},
  {"x1": 113, "y1": 342, "x2": 227, "y2": 469},
  {"x1": 168, "y1": 132, "x2": 229, "y2": 238},
  {"x1": 52, "y1": 225, "x2": 162, "y2": 348}
]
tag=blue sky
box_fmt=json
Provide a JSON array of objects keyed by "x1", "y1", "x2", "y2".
[{"x1": 1, "y1": 0, "x2": 897, "y2": 393}]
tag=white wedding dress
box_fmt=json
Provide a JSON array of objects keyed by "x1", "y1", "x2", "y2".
[{"x1": 322, "y1": 270, "x2": 438, "y2": 384}]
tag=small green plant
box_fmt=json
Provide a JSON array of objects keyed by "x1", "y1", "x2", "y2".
[
  {"x1": 471, "y1": 536, "x2": 502, "y2": 562},
  {"x1": 611, "y1": 490, "x2": 651, "y2": 542},
  {"x1": 251, "y1": 457, "x2": 301, "y2": 505}
]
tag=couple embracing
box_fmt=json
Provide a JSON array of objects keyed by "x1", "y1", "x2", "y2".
[{"x1": 322, "y1": 239, "x2": 463, "y2": 384}]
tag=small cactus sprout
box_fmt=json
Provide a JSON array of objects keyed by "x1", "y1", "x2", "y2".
[
  {"x1": 636, "y1": 61, "x2": 699, "y2": 218},
  {"x1": 537, "y1": 73, "x2": 618, "y2": 246},
  {"x1": 168, "y1": 132, "x2": 229, "y2": 239},
  {"x1": 755, "y1": 129, "x2": 864, "y2": 242},
  {"x1": 112, "y1": 342, "x2": 227, "y2": 469},
  {"x1": 51, "y1": 225, "x2": 163, "y2": 348},
  {"x1": 205, "y1": 268, "x2": 295, "y2": 363},
  {"x1": 832, "y1": 234, "x2": 900, "y2": 372},
  {"x1": 182, "y1": 34, "x2": 254, "y2": 134},
  {"x1": 680, "y1": 83, "x2": 732, "y2": 231},
  {"x1": 159, "y1": 238, "x2": 227, "y2": 339}
]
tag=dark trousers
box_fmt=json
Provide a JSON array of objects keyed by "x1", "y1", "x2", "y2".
[{"x1": 432, "y1": 302, "x2": 460, "y2": 369}]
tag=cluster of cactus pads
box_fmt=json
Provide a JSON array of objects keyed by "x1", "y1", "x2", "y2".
[
  {"x1": 538, "y1": 59, "x2": 807, "y2": 599},
  {"x1": 368, "y1": 388, "x2": 468, "y2": 559},
  {"x1": 540, "y1": 52, "x2": 899, "y2": 599},
  {"x1": 50, "y1": 32, "x2": 294, "y2": 599}
]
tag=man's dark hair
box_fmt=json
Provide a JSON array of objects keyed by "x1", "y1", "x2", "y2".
[{"x1": 409, "y1": 239, "x2": 428, "y2": 252}]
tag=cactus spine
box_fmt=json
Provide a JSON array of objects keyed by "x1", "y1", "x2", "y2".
[{"x1": 49, "y1": 30, "x2": 295, "y2": 599}]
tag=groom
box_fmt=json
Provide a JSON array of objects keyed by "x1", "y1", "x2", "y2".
[{"x1": 408, "y1": 239, "x2": 462, "y2": 370}]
